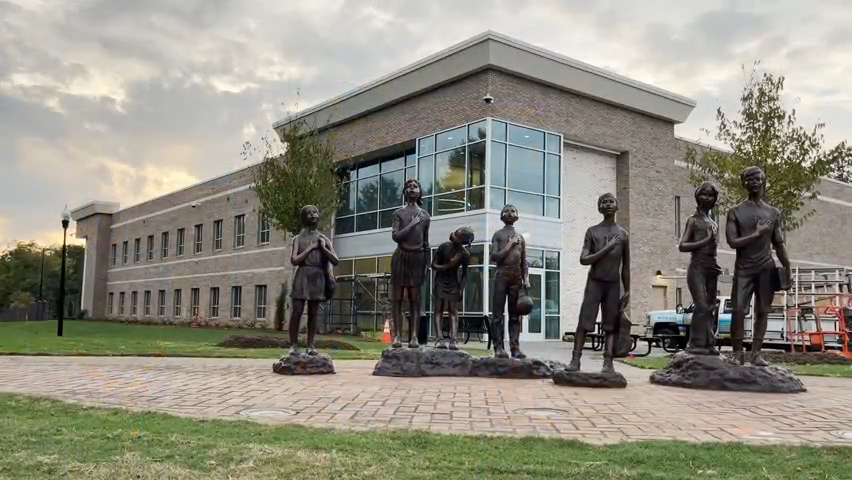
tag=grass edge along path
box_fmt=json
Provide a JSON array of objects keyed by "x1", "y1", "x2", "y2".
[
  {"x1": 2, "y1": 393, "x2": 852, "y2": 480},
  {"x1": 620, "y1": 356, "x2": 852, "y2": 378},
  {"x1": 0, "y1": 320, "x2": 490, "y2": 360}
]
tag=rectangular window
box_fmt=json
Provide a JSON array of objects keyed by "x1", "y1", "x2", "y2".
[
  {"x1": 674, "y1": 196, "x2": 682, "y2": 238},
  {"x1": 173, "y1": 289, "x2": 183, "y2": 317},
  {"x1": 158, "y1": 290, "x2": 166, "y2": 316},
  {"x1": 675, "y1": 287, "x2": 683, "y2": 307},
  {"x1": 234, "y1": 214, "x2": 246, "y2": 248},
  {"x1": 143, "y1": 290, "x2": 151, "y2": 316},
  {"x1": 193, "y1": 224, "x2": 203, "y2": 254},
  {"x1": 161, "y1": 231, "x2": 169, "y2": 258},
  {"x1": 111, "y1": 244, "x2": 117, "y2": 266},
  {"x1": 209, "y1": 287, "x2": 220, "y2": 318},
  {"x1": 146, "y1": 235, "x2": 154, "y2": 261},
  {"x1": 107, "y1": 292, "x2": 114, "y2": 315},
  {"x1": 258, "y1": 214, "x2": 271, "y2": 245},
  {"x1": 134, "y1": 238, "x2": 141, "y2": 263},
  {"x1": 118, "y1": 292, "x2": 125, "y2": 315},
  {"x1": 213, "y1": 219, "x2": 223, "y2": 251},
  {"x1": 255, "y1": 285, "x2": 268, "y2": 319},
  {"x1": 130, "y1": 291, "x2": 138, "y2": 316},
  {"x1": 231, "y1": 286, "x2": 242, "y2": 318},
  {"x1": 122, "y1": 241, "x2": 128, "y2": 264},
  {"x1": 190, "y1": 288, "x2": 200, "y2": 317},
  {"x1": 176, "y1": 228, "x2": 185, "y2": 256}
]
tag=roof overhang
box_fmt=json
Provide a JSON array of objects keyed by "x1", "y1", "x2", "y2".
[
  {"x1": 273, "y1": 30, "x2": 697, "y2": 132},
  {"x1": 71, "y1": 201, "x2": 120, "y2": 221}
]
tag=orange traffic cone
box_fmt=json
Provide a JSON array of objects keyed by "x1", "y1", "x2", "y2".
[{"x1": 381, "y1": 319, "x2": 392, "y2": 344}]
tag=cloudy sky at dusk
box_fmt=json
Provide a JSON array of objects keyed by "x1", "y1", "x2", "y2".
[{"x1": 2, "y1": 0, "x2": 851, "y2": 248}]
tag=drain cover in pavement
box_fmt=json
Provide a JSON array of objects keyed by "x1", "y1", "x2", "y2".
[
  {"x1": 830, "y1": 431, "x2": 852, "y2": 440},
  {"x1": 239, "y1": 408, "x2": 298, "y2": 418},
  {"x1": 512, "y1": 408, "x2": 569, "y2": 416}
]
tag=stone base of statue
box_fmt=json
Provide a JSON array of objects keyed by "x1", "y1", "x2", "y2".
[
  {"x1": 371, "y1": 347, "x2": 566, "y2": 379},
  {"x1": 552, "y1": 369, "x2": 628, "y2": 388},
  {"x1": 649, "y1": 352, "x2": 806, "y2": 393},
  {"x1": 272, "y1": 353, "x2": 336, "y2": 375}
]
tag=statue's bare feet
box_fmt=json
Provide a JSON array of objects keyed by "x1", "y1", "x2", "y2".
[{"x1": 448, "y1": 338, "x2": 459, "y2": 351}]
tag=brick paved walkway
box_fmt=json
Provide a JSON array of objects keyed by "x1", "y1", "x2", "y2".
[{"x1": 2, "y1": 355, "x2": 852, "y2": 445}]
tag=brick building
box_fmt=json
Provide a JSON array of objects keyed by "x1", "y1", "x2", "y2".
[{"x1": 72, "y1": 31, "x2": 852, "y2": 341}]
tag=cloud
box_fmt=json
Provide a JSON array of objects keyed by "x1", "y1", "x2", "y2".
[{"x1": 1, "y1": 0, "x2": 851, "y2": 248}]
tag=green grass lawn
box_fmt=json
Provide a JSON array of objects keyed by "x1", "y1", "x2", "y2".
[
  {"x1": 1, "y1": 394, "x2": 850, "y2": 480},
  {"x1": 0, "y1": 320, "x2": 489, "y2": 360},
  {"x1": 621, "y1": 356, "x2": 852, "y2": 378}
]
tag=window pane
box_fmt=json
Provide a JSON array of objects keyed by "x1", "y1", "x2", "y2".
[
  {"x1": 357, "y1": 177, "x2": 379, "y2": 212},
  {"x1": 546, "y1": 133, "x2": 561, "y2": 153},
  {"x1": 467, "y1": 141, "x2": 485, "y2": 188},
  {"x1": 379, "y1": 170, "x2": 404, "y2": 209},
  {"x1": 489, "y1": 187, "x2": 505, "y2": 211},
  {"x1": 418, "y1": 136, "x2": 434, "y2": 156},
  {"x1": 405, "y1": 152, "x2": 416, "y2": 167},
  {"x1": 508, "y1": 124, "x2": 545, "y2": 150},
  {"x1": 358, "y1": 162, "x2": 379, "y2": 178},
  {"x1": 434, "y1": 147, "x2": 466, "y2": 194},
  {"x1": 528, "y1": 274, "x2": 542, "y2": 333},
  {"x1": 467, "y1": 187, "x2": 484, "y2": 211},
  {"x1": 463, "y1": 266, "x2": 484, "y2": 313},
  {"x1": 433, "y1": 190, "x2": 465, "y2": 216},
  {"x1": 406, "y1": 166, "x2": 416, "y2": 182},
  {"x1": 435, "y1": 126, "x2": 466, "y2": 151},
  {"x1": 381, "y1": 155, "x2": 405, "y2": 172},
  {"x1": 545, "y1": 197, "x2": 560, "y2": 219},
  {"x1": 355, "y1": 212, "x2": 378, "y2": 232},
  {"x1": 545, "y1": 251, "x2": 560, "y2": 270},
  {"x1": 421, "y1": 196, "x2": 433, "y2": 216},
  {"x1": 468, "y1": 244, "x2": 485, "y2": 266},
  {"x1": 418, "y1": 155, "x2": 434, "y2": 197},
  {"x1": 545, "y1": 154, "x2": 560, "y2": 195},
  {"x1": 377, "y1": 256, "x2": 392, "y2": 274},
  {"x1": 492, "y1": 121, "x2": 507, "y2": 141},
  {"x1": 526, "y1": 249, "x2": 544, "y2": 268},
  {"x1": 545, "y1": 316, "x2": 561, "y2": 340},
  {"x1": 336, "y1": 259, "x2": 354, "y2": 276},
  {"x1": 379, "y1": 209, "x2": 395, "y2": 229},
  {"x1": 354, "y1": 258, "x2": 376, "y2": 274},
  {"x1": 545, "y1": 271, "x2": 560, "y2": 315},
  {"x1": 468, "y1": 120, "x2": 487, "y2": 143},
  {"x1": 507, "y1": 146, "x2": 545, "y2": 193},
  {"x1": 336, "y1": 216, "x2": 355, "y2": 235},
  {"x1": 489, "y1": 141, "x2": 506, "y2": 187},
  {"x1": 507, "y1": 190, "x2": 544, "y2": 217}
]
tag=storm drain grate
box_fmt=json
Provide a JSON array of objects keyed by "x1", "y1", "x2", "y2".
[
  {"x1": 512, "y1": 408, "x2": 570, "y2": 417},
  {"x1": 239, "y1": 408, "x2": 298, "y2": 418}
]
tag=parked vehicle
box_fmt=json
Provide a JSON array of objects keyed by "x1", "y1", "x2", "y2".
[{"x1": 644, "y1": 296, "x2": 741, "y2": 350}]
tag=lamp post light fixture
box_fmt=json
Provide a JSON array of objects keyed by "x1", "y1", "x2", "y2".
[{"x1": 58, "y1": 205, "x2": 71, "y2": 337}]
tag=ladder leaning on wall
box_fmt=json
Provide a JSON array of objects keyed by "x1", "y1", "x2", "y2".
[{"x1": 781, "y1": 266, "x2": 852, "y2": 357}]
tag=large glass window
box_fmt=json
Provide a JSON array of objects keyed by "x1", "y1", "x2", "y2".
[
  {"x1": 526, "y1": 248, "x2": 562, "y2": 339},
  {"x1": 335, "y1": 150, "x2": 416, "y2": 235},
  {"x1": 489, "y1": 120, "x2": 561, "y2": 218}
]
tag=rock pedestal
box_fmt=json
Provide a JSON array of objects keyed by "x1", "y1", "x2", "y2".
[
  {"x1": 649, "y1": 352, "x2": 806, "y2": 393},
  {"x1": 272, "y1": 353, "x2": 335, "y2": 375},
  {"x1": 552, "y1": 370, "x2": 628, "y2": 388},
  {"x1": 371, "y1": 347, "x2": 566, "y2": 379}
]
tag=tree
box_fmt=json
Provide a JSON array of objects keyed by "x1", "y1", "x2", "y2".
[
  {"x1": 685, "y1": 62, "x2": 852, "y2": 231},
  {"x1": 0, "y1": 241, "x2": 84, "y2": 316},
  {"x1": 242, "y1": 113, "x2": 346, "y2": 236}
]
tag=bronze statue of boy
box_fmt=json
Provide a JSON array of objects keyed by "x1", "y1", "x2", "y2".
[
  {"x1": 431, "y1": 226, "x2": 475, "y2": 350},
  {"x1": 567, "y1": 193, "x2": 630, "y2": 374},
  {"x1": 390, "y1": 179, "x2": 431, "y2": 349},
  {"x1": 726, "y1": 166, "x2": 791, "y2": 366},
  {"x1": 288, "y1": 205, "x2": 339, "y2": 356},
  {"x1": 678, "y1": 181, "x2": 723, "y2": 355},
  {"x1": 490, "y1": 204, "x2": 529, "y2": 359}
]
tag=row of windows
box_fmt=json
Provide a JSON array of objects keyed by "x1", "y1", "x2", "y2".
[
  {"x1": 335, "y1": 118, "x2": 563, "y2": 235},
  {"x1": 107, "y1": 285, "x2": 269, "y2": 320},
  {"x1": 110, "y1": 214, "x2": 272, "y2": 267}
]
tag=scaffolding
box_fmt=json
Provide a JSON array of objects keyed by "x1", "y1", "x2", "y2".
[
  {"x1": 324, "y1": 273, "x2": 392, "y2": 333},
  {"x1": 780, "y1": 267, "x2": 852, "y2": 357}
]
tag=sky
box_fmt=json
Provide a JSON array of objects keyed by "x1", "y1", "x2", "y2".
[{"x1": 2, "y1": 0, "x2": 851, "y2": 248}]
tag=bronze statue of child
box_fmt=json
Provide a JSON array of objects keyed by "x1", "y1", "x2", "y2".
[
  {"x1": 678, "y1": 181, "x2": 723, "y2": 355},
  {"x1": 390, "y1": 178, "x2": 431, "y2": 349},
  {"x1": 288, "y1": 205, "x2": 339, "y2": 356},
  {"x1": 431, "y1": 226, "x2": 475, "y2": 350},
  {"x1": 490, "y1": 204, "x2": 529, "y2": 359}
]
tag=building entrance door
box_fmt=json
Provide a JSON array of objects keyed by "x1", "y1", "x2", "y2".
[{"x1": 519, "y1": 271, "x2": 544, "y2": 342}]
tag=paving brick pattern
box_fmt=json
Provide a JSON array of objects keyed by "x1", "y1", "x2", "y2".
[{"x1": 2, "y1": 356, "x2": 852, "y2": 446}]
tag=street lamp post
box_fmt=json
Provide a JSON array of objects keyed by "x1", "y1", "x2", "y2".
[{"x1": 58, "y1": 206, "x2": 71, "y2": 337}]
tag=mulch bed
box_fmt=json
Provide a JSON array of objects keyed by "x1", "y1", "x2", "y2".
[{"x1": 217, "y1": 335, "x2": 360, "y2": 350}]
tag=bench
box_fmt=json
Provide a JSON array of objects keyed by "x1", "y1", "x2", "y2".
[{"x1": 458, "y1": 314, "x2": 491, "y2": 349}]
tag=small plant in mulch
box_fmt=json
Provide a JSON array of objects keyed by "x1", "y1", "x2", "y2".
[{"x1": 216, "y1": 335, "x2": 360, "y2": 351}]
